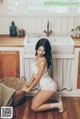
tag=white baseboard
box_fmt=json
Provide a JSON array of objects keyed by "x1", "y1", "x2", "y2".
[
  {"x1": 25, "y1": 90, "x2": 80, "y2": 97},
  {"x1": 57, "y1": 91, "x2": 80, "y2": 97}
]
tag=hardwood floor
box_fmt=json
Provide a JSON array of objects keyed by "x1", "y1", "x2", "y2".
[{"x1": 13, "y1": 96, "x2": 80, "y2": 119}]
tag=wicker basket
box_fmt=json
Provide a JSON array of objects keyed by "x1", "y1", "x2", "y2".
[
  {"x1": 12, "y1": 90, "x2": 26, "y2": 107},
  {"x1": 0, "y1": 77, "x2": 26, "y2": 107}
]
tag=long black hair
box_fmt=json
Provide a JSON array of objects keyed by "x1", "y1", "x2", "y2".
[{"x1": 35, "y1": 38, "x2": 52, "y2": 68}]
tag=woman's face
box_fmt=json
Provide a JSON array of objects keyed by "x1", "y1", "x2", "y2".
[{"x1": 37, "y1": 46, "x2": 45, "y2": 57}]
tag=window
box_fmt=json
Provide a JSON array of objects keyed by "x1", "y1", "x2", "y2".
[
  {"x1": 7, "y1": 0, "x2": 80, "y2": 13},
  {"x1": 7, "y1": 0, "x2": 27, "y2": 13}
]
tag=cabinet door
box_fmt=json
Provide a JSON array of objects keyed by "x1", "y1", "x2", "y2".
[
  {"x1": 0, "y1": 51, "x2": 20, "y2": 79},
  {"x1": 77, "y1": 52, "x2": 80, "y2": 89}
]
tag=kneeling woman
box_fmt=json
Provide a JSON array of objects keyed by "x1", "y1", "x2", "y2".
[{"x1": 22, "y1": 38, "x2": 63, "y2": 112}]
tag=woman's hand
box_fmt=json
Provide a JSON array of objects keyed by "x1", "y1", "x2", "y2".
[
  {"x1": 25, "y1": 80, "x2": 30, "y2": 87},
  {"x1": 22, "y1": 85, "x2": 30, "y2": 92}
]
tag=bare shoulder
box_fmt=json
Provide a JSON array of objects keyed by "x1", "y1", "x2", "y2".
[{"x1": 39, "y1": 57, "x2": 46, "y2": 67}]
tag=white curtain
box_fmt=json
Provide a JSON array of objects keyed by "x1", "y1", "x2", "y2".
[
  {"x1": 52, "y1": 59, "x2": 73, "y2": 91},
  {"x1": 24, "y1": 58, "x2": 73, "y2": 91}
]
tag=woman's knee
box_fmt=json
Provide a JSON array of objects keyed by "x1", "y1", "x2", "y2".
[{"x1": 31, "y1": 104, "x2": 38, "y2": 112}]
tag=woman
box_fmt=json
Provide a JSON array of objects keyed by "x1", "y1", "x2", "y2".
[{"x1": 22, "y1": 38, "x2": 63, "y2": 112}]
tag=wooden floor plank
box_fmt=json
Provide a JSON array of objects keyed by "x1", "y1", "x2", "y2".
[
  {"x1": 62, "y1": 97, "x2": 69, "y2": 119},
  {"x1": 12, "y1": 96, "x2": 80, "y2": 119},
  {"x1": 68, "y1": 97, "x2": 78, "y2": 119},
  {"x1": 73, "y1": 98, "x2": 80, "y2": 119}
]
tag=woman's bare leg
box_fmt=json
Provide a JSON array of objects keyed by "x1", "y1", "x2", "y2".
[{"x1": 31, "y1": 90, "x2": 63, "y2": 112}]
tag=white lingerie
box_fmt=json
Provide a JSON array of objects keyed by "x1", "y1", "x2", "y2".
[{"x1": 31, "y1": 61, "x2": 57, "y2": 92}]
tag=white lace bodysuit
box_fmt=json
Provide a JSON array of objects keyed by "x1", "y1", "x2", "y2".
[{"x1": 31, "y1": 60, "x2": 57, "y2": 92}]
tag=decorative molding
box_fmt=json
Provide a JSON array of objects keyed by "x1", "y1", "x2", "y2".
[{"x1": 0, "y1": 13, "x2": 80, "y2": 17}]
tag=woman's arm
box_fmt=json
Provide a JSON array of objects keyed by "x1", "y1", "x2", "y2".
[
  {"x1": 27, "y1": 60, "x2": 46, "y2": 91},
  {"x1": 25, "y1": 74, "x2": 35, "y2": 87}
]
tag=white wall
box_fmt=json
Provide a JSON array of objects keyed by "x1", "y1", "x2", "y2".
[{"x1": 0, "y1": 0, "x2": 80, "y2": 36}]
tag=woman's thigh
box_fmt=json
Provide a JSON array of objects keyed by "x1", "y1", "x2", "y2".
[
  {"x1": 31, "y1": 90, "x2": 54, "y2": 108},
  {"x1": 31, "y1": 91, "x2": 40, "y2": 103}
]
